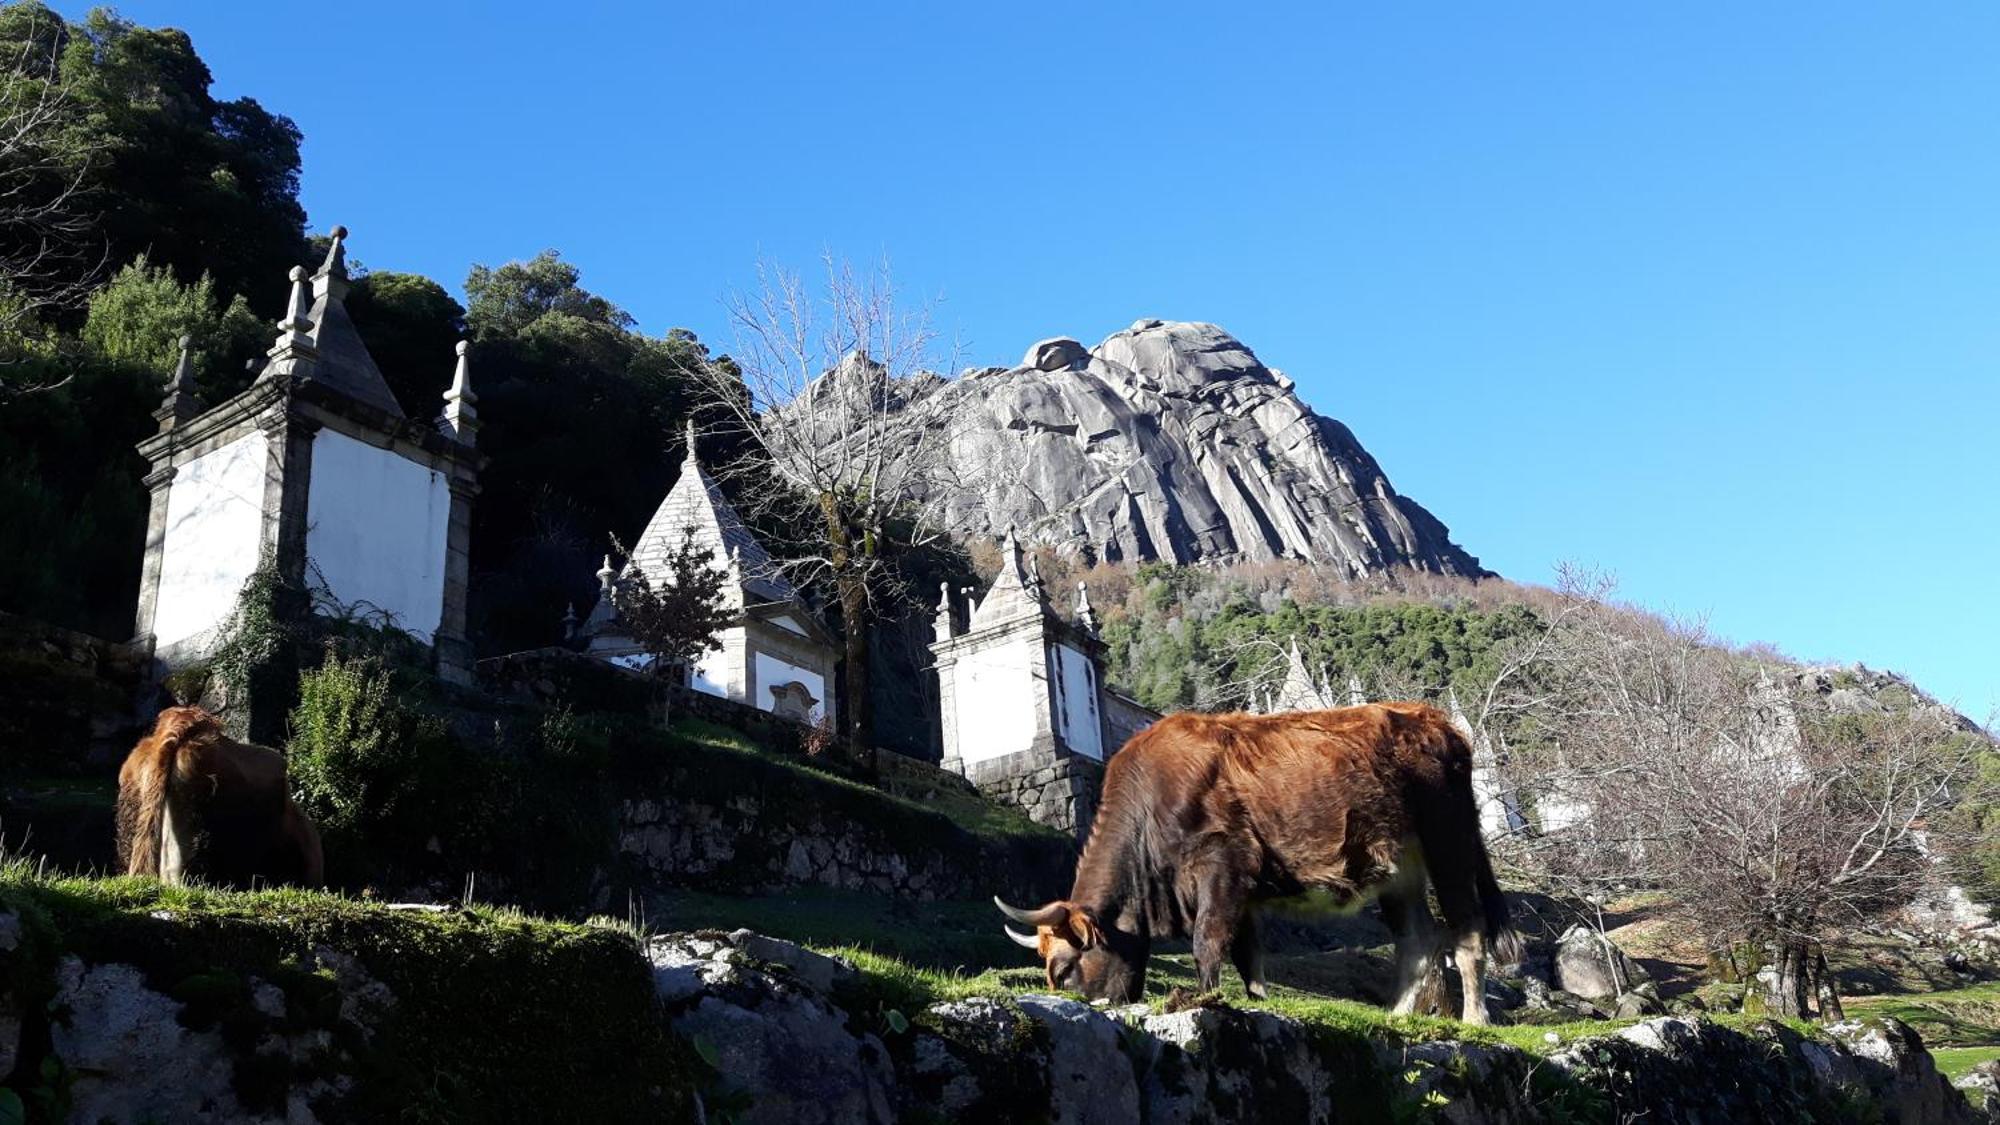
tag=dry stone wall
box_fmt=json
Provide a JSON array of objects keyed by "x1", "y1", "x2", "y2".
[{"x1": 618, "y1": 789, "x2": 1066, "y2": 903}]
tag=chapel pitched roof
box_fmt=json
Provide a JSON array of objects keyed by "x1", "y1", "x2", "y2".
[
  {"x1": 630, "y1": 422, "x2": 797, "y2": 605},
  {"x1": 967, "y1": 529, "x2": 1045, "y2": 630},
  {"x1": 295, "y1": 227, "x2": 406, "y2": 417},
  {"x1": 1268, "y1": 637, "x2": 1337, "y2": 713}
]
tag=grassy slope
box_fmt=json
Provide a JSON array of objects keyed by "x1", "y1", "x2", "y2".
[
  {"x1": 668, "y1": 718, "x2": 1065, "y2": 847},
  {"x1": 811, "y1": 930, "x2": 1813, "y2": 1058},
  {"x1": 1847, "y1": 981, "x2": 2000, "y2": 1078}
]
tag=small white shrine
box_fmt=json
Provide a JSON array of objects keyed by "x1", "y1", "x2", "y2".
[
  {"x1": 1252, "y1": 637, "x2": 1368, "y2": 714},
  {"x1": 577, "y1": 423, "x2": 837, "y2": 725},
  {"x1": 132, "y1": 228, "x2": 482, "y2": 684},
  {"x1": 930, "y1": 532, "x2": 1157, "y2": 835},
  {"x1": 1447, "y1": 688, "x2": 1530, "y2": 839}
]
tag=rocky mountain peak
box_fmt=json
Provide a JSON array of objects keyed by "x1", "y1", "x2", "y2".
[{"x1": 935, "y1": 320, "x2": 1487, "y2": 577}]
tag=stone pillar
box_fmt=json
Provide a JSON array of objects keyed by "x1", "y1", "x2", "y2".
[
  {"x1": 1026, "y1": 639, "x2": 1060, "y2": 759},
  {"x1": 934, "y1": 647, "x2": 964, "y2": 776},
  {"x1": 130, "y1": 465, "x2": 177, "y2": 647},
  {"x1": 258, "y1": 407, "x2": 319, "y2": 587},
  {"x1": 434, "y1": 474, "x2": 478, "y2": 685},
  {"x1": 240, "y1": 406, "x2": 316, "y2": 745}
]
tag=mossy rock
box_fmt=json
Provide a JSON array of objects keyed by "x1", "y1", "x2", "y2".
[
  {"x1": 0, "y1": 874, "x2": 701, "y2": 1122},
  {"x1": 1692, "y1": 981, "x2": 1747, "y2": 1014}
]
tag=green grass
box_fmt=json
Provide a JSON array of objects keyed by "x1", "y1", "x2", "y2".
[
  {"x1": 674, "y1": 891, "x2": 1821, "y2": 1061},
  {"x1": 793, "y1": 930, "x2": 1743, "y2": 1059},
  {"x1": 667, "y1": 718, "x2": 1066, "y2": 846},
  {"x1": 1933, "y1": 1045, "x2": 2000, "y2": 1081},
  {"x1": 649, "y1": 886, "x2": 1036, "y2": 971},
  {"x1": 1847, "y1": 981, "x2": 2000, "y2": 1049}
]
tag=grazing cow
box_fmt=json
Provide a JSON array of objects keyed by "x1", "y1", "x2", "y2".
[
  {"x1": 116, "y1": 706, "x2": 323, "y2": 888},
  {"x1": 995, "y1": 702, "x2": 1519, "y2": 1023}
]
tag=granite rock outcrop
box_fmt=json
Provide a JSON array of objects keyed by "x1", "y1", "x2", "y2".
[{"x1": 935, "y1": 320, "x2": 1486, "y2": 576}]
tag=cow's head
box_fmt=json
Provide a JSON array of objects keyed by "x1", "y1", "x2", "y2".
[{"x1": 994, "y1": 896, "x2": 1146, "y2": 1002}]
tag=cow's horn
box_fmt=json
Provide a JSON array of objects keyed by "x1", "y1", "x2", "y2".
[
  {"x1": 993, "y1": 895, "x2": 1069, "y2": 927},
  {"x1": 1003, "y1": 926, "x2": 1041, "y2": 950}
]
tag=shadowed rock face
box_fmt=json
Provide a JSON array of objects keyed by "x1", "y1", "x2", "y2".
[{"x1": 938, "y1": 320, "x2": 1488, "y2": 577}]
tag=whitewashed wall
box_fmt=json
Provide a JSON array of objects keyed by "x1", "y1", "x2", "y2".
[
  {"x1": 951, "y1": 637, "x2": 1036, "y2": 767},
  {"x1": 1051, "y1": 642, "x2": 1103, "y2": 760},
  {"x1": 753, "y1": 651, "x2": 826, "y2": 722},
  {"x1": 305, "y1": 430, "x2": 450, "y2": 641},
  {"x1": 691, "y1": 646, "x2": 732, "y2": 698},
  {"x1": 153, "y1": 433, "x2": 270, "y2": 649}
]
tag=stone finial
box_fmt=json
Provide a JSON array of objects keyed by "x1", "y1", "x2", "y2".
[
  {"x1": 1075, "y1": 581, "x2": 1098, "y2": 634},
  {"x1": 561, "y1": 602, "x2": 578, "y2": 640},
  {"x1": 1025, "y1": 554, "x2": 1045, "y2": 604},
  {"x1": 683, "y1": 418, "x2": 698, "y2": 462},
  {"x1": 310, "y1": 226, "x2": 354, "y2": 308},
  {"x1": 155, "y1": 334, "x2": 203, "y2": 430},
  {"x1": 263, "y1": 265, "x2": 316, "y2": 371},
  {"x1": 321, "y1": 225, "x2": 349, "y2": 272},
  {"x1": 1347, "y1": 672, "x2": 1367, "y2": 707},
  {"x1": 441, "y1": 340, "x2": 478, "y2": 445},
  {"x1": 597, "y1": 554, "x2": 617, "y2": 593},
  {"x1": 933, "y1": 581, "x2": 956, "y2": 644}
]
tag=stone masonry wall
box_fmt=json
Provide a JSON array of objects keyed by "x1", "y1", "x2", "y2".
[
  {"x1": 965, "y1": 749, "x2": 1105, "y2": 838},
  {"x1": 618, "y1": 793, "x2": 1064, "y2": 903},
  {"x1": 0, "y1": 612, "x2": 157, "y2": 774},
  {"x1": 477, "y1": 648, "x2": 1075, "y2": 905}
]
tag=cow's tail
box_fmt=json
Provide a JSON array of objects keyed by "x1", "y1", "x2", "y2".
[
  {"x1": 1438, "y1": 718, "x2": 1525, "y2": 969},
  {"x1": 1472, "y1": 825, "x2": 1524, "y2": 968},
  {"x1": 120, "y1": 710, "x2": 203, "y2": 881}
]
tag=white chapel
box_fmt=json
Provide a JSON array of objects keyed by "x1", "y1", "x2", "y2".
[{"x1": 576, "y1": 423, "x2": 838, "y2": 725}]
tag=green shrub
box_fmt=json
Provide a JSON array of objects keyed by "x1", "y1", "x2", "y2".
[
  {"x1": 283, "y1": 652, "x2": 621, "y2": 907},
  {"x1": 287, "y1": 650, "x2": 446, "y2": 840}
]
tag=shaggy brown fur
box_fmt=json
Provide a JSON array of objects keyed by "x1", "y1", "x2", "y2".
[
  {"x1": 997, "y1": 702, "x2": 1520, "y2": 1023},
  {"x1": 116, "y1": 706, "x2": 323, "y2": 888}
]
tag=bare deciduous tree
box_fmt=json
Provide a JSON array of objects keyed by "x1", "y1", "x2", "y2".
[
  {"x1": 695, "y1": 256, "x2": 968, "y2": 742},
  {"x1": 1505, "y1": 568, "x2": 1988, "y2": 1019},
  {"x1": 0, "y1": 8, "x2": 98, "y2": 382}
]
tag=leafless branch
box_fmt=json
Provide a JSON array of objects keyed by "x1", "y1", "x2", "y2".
[{"x1": 0, "y1": 8, "x2": 102, "y2": 396}]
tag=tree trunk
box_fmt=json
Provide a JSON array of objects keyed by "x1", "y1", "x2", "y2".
[
  {"x1": 822, "y1": 493, "x2": 872, "y2": 749},
  {"x1": 1813, "y1": 947, "x2": 1845, "y2": 1023},
  {"x1": 1768, "y1": 938, "x2": 1813, "y2": 1019},
  {"x1": 837, "y1": 570, "x2": 870, "y2": 751}
]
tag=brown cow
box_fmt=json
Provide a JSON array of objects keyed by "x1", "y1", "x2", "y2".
[
  {"x1": 116, "y1": 706, "x2": 324, "y2": 888},
  {"x1": 995, "y1": 702, "x2": 1519, "y2": 1023}
]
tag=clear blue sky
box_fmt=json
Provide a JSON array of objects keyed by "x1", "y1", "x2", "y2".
[{"x1": 92, "y1": 3, "x2": 1999, "y2": 720}]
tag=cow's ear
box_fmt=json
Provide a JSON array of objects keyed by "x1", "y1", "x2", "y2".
[{"x1": 1068, "y1": 908, "x2": 1104, "y2": 950}]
